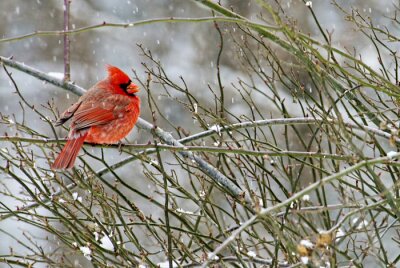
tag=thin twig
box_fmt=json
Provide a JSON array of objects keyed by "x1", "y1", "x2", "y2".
[
  {"x1": 63, "y1": 0, "x2": 71, "y2": 81},
  {"x1": 0, "y1": 17, "x2": 279, "y2": 44},
  {"x1": 0, "y1": 136, "x2": 355, "y2": 160}
]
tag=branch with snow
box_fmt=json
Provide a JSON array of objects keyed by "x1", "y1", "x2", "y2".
[{"x1": 0, "y1": 55, "x2": 250, "y2": 205}]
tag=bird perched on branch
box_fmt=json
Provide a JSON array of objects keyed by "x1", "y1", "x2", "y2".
[{"x1": 52, "y1": 65, "x2": 140, "y2": 169}]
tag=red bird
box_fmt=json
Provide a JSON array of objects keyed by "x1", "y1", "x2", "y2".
[{"x1": 51, "y1": 65, "x2": 140, "y2": 169}]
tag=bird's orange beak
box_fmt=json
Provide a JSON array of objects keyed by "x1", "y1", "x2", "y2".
[{"x1": 127, "y1": 83, "x2": 140, "y2": 94}]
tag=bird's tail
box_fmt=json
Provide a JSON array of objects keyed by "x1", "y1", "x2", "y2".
[{"x1": 51, "y1": 133, "x2": 87, "y2": 170}]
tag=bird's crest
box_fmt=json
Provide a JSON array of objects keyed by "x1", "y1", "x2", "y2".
[{"x1": 106, "y1": 64, "x2": 131, "y2": 85}]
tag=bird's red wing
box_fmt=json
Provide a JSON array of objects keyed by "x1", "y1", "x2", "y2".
[
  {"x1": 71, "y1": 104, "x2": 116, "y2": 131},
  {"x1": 71, "y1": 95, "x2": 131, "y2": 131}
]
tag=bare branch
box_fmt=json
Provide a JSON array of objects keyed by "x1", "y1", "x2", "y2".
[
  {"x1": 0, "y1": 56, "x2": 251, "y2": 205},
  {"x1": 63, "y1": 0, "x2": 71, "y2": 81},
  {"x1": 0, "y1": 17, "x2": 279, "y2": 44}
]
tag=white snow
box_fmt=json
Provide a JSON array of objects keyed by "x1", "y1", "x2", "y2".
[
  {"x1": 157, "y1": 261, "x2": 178, "y2": 268},
  {"x1": 199, "y1": 190, "x2": 206, "y2": 198},
  {"x1": 258, "y1": 197, "x2": 264, "y2": 207},
  {"x1": 176, "y1": 208, "x2": 195, "y2": 215},
  {"x1": 300, "y1": 239, "x2": 314, "y2": 249},
  {"x1": 72, "y1": 192, "x2": 82, "y2": 202},
  {"x1": 247, "y1": 251, "x2": 256, "y2": 258},
  {"x1": 301, "y1": 256, "x2": 309, "y2": 264},
  {"x1": 79, "y1": 246, "x2": 92, "y2": 261},
  {"x1": 209, "y1": 124, "x2": 222, "y2": 136},
  {"x1": 207, "y1": 253, "x2": 219, "y2": 261},
  {"x1": 93, "y1": 232, "x2": 100, "y2": 241},
  {"x1": 386, "y1": 151, "x2": 398, "y2": 159},
  {"x1": 100, "y1": 234, "x2": 114, "y2": 251},
  {"x1": 149, "y1": 160, "x2": 159, "y2": 166},
  {"x1": 336, "y1": 228, "x2": 345, "y2": 241},
  {"x1": 47, "y1": 72, "x2": 64, "y2": 80},
  {"x1": 352, "y1": 218, "x2": 369, "y2": 229}
]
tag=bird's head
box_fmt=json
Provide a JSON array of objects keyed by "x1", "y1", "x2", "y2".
[{"x1": 106, "y1": 65, "x2": 139, "y2": 96}]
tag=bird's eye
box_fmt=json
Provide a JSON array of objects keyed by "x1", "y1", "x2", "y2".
[{"x1": 120, "y1": 80, "x2": 132, "y2": 91}]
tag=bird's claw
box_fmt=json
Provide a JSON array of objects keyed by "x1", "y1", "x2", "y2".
[{"x1": 117, "y1": 142, "x2": 124, "y2": 153}]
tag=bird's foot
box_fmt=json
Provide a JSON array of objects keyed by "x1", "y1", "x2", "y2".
[{"x1": 117, "y1": 141, "x2": 124, "y2": 153}]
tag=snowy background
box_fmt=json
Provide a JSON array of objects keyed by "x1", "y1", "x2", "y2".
[{"x1": 0, "y1": 0, "x2": 397, "y2": 267}]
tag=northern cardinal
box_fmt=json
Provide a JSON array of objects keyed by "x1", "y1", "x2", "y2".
[{"x1": 51, "y1": 65, "x2": 140, "y2": 169}]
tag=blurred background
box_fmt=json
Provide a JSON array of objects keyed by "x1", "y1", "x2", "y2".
[{"x1": 0, "y1": 0, "x2": 397, "y2": 267}]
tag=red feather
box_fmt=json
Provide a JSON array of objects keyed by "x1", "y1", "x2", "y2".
[
  {"x1": 72, "y1": 106, "x2": 116, "y2": 130},
  {"x1": 52, "y1": 132, "x2": 88, "y2": 169}
]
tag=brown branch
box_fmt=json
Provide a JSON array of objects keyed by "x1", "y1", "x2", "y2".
[
  {"x1": 63, "y1": 0, "x2": 71, "y2": 81},
  {"x1": 0, "y1": 17, "x2": 278, "y2": 44}
]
